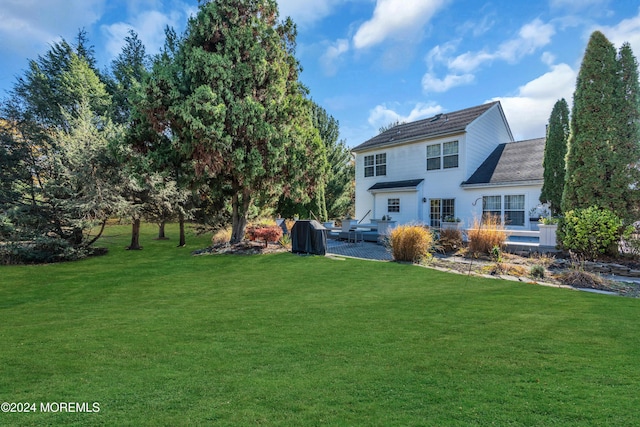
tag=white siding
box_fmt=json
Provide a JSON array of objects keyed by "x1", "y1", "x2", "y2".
[
  {"x1": 464, "y1": 103, "x2": 514, "y2": 178},
  {"x1": 461, "y1": 184, "x2": 543, "y2": 229},
  {"x1": 353, "y1": 103, "x2": 538, "y2": 229}
]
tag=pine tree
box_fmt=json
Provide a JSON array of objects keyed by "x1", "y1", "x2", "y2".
[
  {"x1": 1, "y1": 47, "x2": 123, "y2": 259},
  {"x1": 540, "y1": 98, "x2": 569, "y2": 216},
  {"x1": 562, "y1": 31, "x2": 620, "y2": 215}
]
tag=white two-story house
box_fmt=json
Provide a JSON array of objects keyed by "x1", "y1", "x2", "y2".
[{"x1": 352, "y1": 101, "x2": 546, "y2": 229}]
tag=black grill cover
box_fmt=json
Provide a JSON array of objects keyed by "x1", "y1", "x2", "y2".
[{"x1": 291, "y1": 220, "x2": 327, "y2": 255}]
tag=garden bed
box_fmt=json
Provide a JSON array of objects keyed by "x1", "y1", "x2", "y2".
[
  {"x1": 192, "y1": 240, "x2": 288, "y2": 256},
  {"x1": 427, "y1": 250, "x2": 640, "y2": 298}
]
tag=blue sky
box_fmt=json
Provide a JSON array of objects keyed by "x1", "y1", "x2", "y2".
[{"x1": 1, "y1": 0, "x2": 639, "y2": 146}]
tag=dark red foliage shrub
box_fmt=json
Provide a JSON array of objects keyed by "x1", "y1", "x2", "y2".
[{"x1": 249, "y1": 226, "x2": 283, "y2": 247}]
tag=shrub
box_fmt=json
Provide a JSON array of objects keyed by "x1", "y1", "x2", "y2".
[
  {"x1": 491, "y1": 245, "x2": 503, "y2": 262},
  {"x1": 437, "y1": 228, "x2": 463, "y2": 253},
  {"x1": 250, "y1": 226, "x2": 283, "y2": 247},
  {"x1": 211, "y1": 228, "x2": 232, "y2": 245},
  {"x1": 530, "y1": 264, "x2": 545, "y2": 279},
  {"x1": 387, "y1": 224, "x2": 433, "y2": 263},
  {"x1": 278, "y1": 234, "x2": 292, "y2": 250},
  {"x1": 467, "y1": 215, "x2": 508, "y2": 256},
  {"x1": 560, "y1": 206, "x2": 632, "y2": 259},
  {"x1": 0, "y1": 237, "x2": 89, "y2": 265}
]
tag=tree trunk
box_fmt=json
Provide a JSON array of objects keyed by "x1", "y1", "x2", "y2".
[
  {"x1": 85, "y1": 219, "x2": 108, "y2": 247},
  {"x1": 230, "y1": 186, "x2": 252, "y2": 244},
  {"x1": 128, "y1": 217, "x2": 142, "y2": 250},
  {"x1": 156, "y1": 221, "x2": 169, "y2": 240},
  {"x1": 178, "y1": 211, "x2": 186, "y2": 247}
]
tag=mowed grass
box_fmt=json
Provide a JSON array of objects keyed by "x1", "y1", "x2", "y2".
[{"x1": 1, "y1": 224, "x2": 639, "y2": 426}]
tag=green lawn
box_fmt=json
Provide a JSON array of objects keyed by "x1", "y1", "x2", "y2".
[{"x1": 1, "y1": 224, "x2": 639, "y2": 426}]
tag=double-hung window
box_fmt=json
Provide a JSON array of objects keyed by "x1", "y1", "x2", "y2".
[
  {"x1": 482, "y1": 195, "x2": 525, "y2": 226},
  {"x1": 482, "y1": 196, "x2": 502, "y2": 220},
  {"x1": 427, "y1": 141, "x2": 458, "y2": 170},
  {"x1": 443, "y1": 141, "x2": 459, "y2": 169},
  {"x1": 364, "y1": 153, "x2": 386, "y2": 177},
  {"x1": 388, "y1": 198, "x2": 400, "y2": 213},
  {"x1": 504, "y1": 195, "x2": 525, "y2": 226}
]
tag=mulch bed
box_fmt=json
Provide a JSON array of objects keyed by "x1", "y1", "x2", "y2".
[{"x1": 192, "y1": 241, "x2": 289, "y2": 256}]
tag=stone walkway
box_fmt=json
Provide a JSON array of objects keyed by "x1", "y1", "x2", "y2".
[{"x1": 326, "y1": 238, "x2": 392, "y2": 261}]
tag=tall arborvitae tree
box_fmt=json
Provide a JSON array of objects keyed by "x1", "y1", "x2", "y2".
[
  {"x1": 150, "y1": 0, "x2": 325, "y2": 243},
  {"x1": 540, "y1": 98, "x2": 570, "y2": 216},
  {"x1": 562, "y1": 31, "x2": 621, "y2": 216},
  {"x1": 613, "y1": 42, "x2": 640, "y2": 222},
  {"x1": 312, "y1": 102, "x2": 354, "y2": 220}
]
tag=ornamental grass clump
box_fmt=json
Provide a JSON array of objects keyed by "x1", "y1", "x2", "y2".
[
  {"x1": 387, "y1": 224, "x2": 433, "y2": 263},
  {"x1": 467, "y1": 215, "x2": 509, "y2": 256}
]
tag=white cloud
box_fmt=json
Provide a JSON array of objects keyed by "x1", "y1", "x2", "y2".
[
  {"x1": 320, "y1": 39, "x2": 350, "y2": 76},
  {"x1": 449, "y1": 19, "x2": 555, "y2": 73},
  {"x1": 102, "y1": 8, "x2": 189, "y2": 59},
  {"x1": 368, "y1": 102, "x2": 443, "y2": 129},
  {"x1": 421, "y1": 72, "x2": 474, "y2": 93},
  {"x1": 353, "y1": 0, "x2": 449, "y2": 49},
  {"x1": 0, "y1": 0, "x2": 105, "y2": 55},
  {"x1": 592, "y1": 8, "x2": 640, "y2": 54},
  {"x1": 492, "y1": 62, "x2": 576, "y2": 140},
  {"x1": 277, "y1": 0, "x2": 345, "y2": 27}
]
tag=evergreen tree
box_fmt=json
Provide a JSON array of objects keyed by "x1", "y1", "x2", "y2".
[
  {"x1": 613, "y1": 42, "x2": 640, "y2": 222},
  {"x1": 275, "y1": 102, "x2": 353, "y2": 221},
  {"x1": 131, "y1": 27, "x2": 198, "y2": 247},
  {"x1": 562, "y1": 31, "x2": 621, "y2": 216},
  {"x1": 540, "y1": 98, "x2": 570, "y2": 216},
  {"x1": 1, "y1": 48, "x2": 123, "y2": 259},
  {"x1": 312, "y1": 102, "x2": 354, "y2": 219},
  {"x1": 148, "y1": 0, "x2": 325, "y2": 243}
]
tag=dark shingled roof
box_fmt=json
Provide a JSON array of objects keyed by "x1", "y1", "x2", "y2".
[
  {"x1": 462, "y1": 138, "x2": 545, "y2": 186},
  {"x1": 353, "y1": 101, "x2": 501, "y2": 152},
  {"x1": 368, "y1": 179, "x2": 424, "y2": 191}
]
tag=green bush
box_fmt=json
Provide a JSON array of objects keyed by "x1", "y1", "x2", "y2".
[
  {"x1": 387, "y1": 224, "x2": 433, "y2": 263},
  {"x1": 560, "y1": 206, "x2": 632, "y2": 259},
  {"x1": 0, "y1": 237, "x2": 90, "y2": 265},
  {"x1": 530, "y1": 264, "x2": 545, "y2": 279},
  {"x1": 0, "y1": 214, "x2": 15, "y2": 239}
]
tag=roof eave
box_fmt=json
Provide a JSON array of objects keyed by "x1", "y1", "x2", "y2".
[
  {"x1": 352, "y1": 129, "x2": 467, "y2": 153},
  {"x1": 460, "y1": 179, "x2": 543, "y2": 189},
  {"x1": 369, "y1": 186, "x2": 422, "y2": 193}
]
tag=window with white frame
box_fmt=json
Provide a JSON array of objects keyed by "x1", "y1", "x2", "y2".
[
  {"x1": 482, "y1": 196, "x2": 502, "y2": 220},
  {"x1": 430, "y1": 199, "x2": 455, "y2": 227},
  {"x1": 504, "y1": 195, "x2": 525, "y2": 226},
  {"x1": 364, "y1": 153, "x2": 386, "y2": 177},
  {"x1": 388, "y1": 198, "x2": 400, "y2": 213},
  {"x1": 427, "y1": 141, "x2": 458, "y2": 171},
  {"x1": 482, "y1": 195, "x2": 525, "y2": 226}
]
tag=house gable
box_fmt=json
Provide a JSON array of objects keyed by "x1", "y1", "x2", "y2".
[
  {"x1": 352, "y1": 101, "x2": 543, "y2": 229},
  {"x1": 352, "y1": 101, "x2": 509, "y2": 153},
  {"x1": 462, "y1": 137, "x2": 545, "y2": 187}
]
